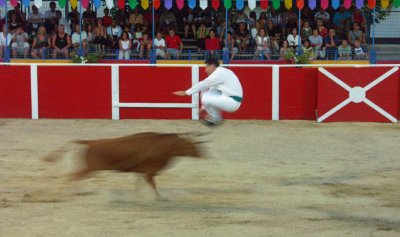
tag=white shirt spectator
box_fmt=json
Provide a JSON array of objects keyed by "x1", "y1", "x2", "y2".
[
  {"x1": 153, "y1": 37, "x2": 166, "y2": 57},
  {"x1": 0, "y1": 33, "x2": 13, "y2": 47},
  {"x1": 45, "y1": 10, "x2": 57, "y2": 19},
  {"x1": 71, "y1": 31, "x2": 88, "y2": 45},
  {"x1": 287, "y1": 34, "x2": 300, "y2": 47}
]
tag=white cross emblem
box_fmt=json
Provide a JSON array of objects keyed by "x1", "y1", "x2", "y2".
[{"x1": 318, "y1": 67, "x2": 399, "y2": 123}]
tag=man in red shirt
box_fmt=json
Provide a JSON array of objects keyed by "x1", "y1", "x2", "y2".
[
  {"x1": 205, "y1": 29, "x2": 220, "y2": 58},
  {"x1": 102, "y1": 8, "x2": 112, "y2": 27},
  {"x1": 165, "y1": 29, "x2": 183, "y2": 59}
]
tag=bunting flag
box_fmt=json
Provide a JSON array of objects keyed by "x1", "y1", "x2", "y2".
[
  {"x1": 189, "y1": 0, "x2": 196, "y2": 9},
  {"x1": 176, "y1": 0, "x2": 184, "y2": 9},
  {"x1": 381, "y1": 0, "x2": 389, "y2": 8},
  {"x1": 22, "y1": 0, "x2": 30, "y2": 7},
  {"x1": 356, "y1": 0, "x2": 364, "y2": 9},
  {"x1": 394, "y1": 0, "x2": 400, "y2": 7},
  {"x1": 82, "y1": 0, "x2": 89, "y2": 8},
  {"x1": 332, "y1": 0, "x2": 340, "y2": 9},
  {"x1": 260, "y1": 0, "x2": 268, "y2": 10},
  {"x1": 58, "y1": 0, "x2": 67, "y2": 8},
  {"x1": 212, "y1": 0, "x2": 219, "y2": 10},
  {"x1": 308, "y1": 0, "x2": 316, "y2": 9},
  {"x1": 106, "y1": 0, "x2": 114, "y2": 9},
  {"x1": 297, "y1": 0, "x2": 304, "y2": 9},
  {"x1": 164, "y1": 0, "x2": 172, "y2": 9},
  {"x1": 236, "y1": 0, "x2": 244, "y2": 10},
  {"x1": 142, "y1": 0, "x2": 149, "y2": 9},
  {"x1": 200, "y1": 0, "x2": 207, "y2": 9},
  {"x1": 118, "y1": 0, "x2": 125, "y2": 9},
  {"x1": 284, "y1": 0, "x2": 292, "y2": 9},
  {"x1": 248, "y1": 0, "x2": 256, "y2": 10},
  {"x1": 321, "y1": 0, "x2": 329, "y2": 10},
  {"x1": 70, "y1": 0, "x2": 77, "y2": 9},
  {"x1": 224, "y1": 0, "x2": 231, "y2": 9},
  {"x1": 272, "y1": 0, "x2": 280, "y2": 9},
  {"x1": 10, "y1": 0, "x2": 18, "y2": 7},
  {"x1": 368, "y1": 0, "x2": 376, "y2": 9},
  {"x1": 153, "y1": 0, "x2": 160, "y2": 9},
  {"x1": 0, "y1": 0, "x2": 5, "y2": 7},
  {"x1": 129, "y1": 0, "x2": 138, "y2": 9},
  {"x1": 93, "y1": 0, "x2": 101, "y2": 8},
  {"x1": 344, "y1": 0, "x2": 352, "y2": 9},
  {"x1": 34, "y1": 0, "x2": 43, "y2": 8}
]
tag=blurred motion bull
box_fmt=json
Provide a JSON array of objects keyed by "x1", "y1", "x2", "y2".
[{"x1": 43, "y1": 132, "x2": 206, "y2": 196}]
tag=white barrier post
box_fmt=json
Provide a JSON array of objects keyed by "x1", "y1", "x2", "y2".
[
  {"x1": 111, "y1": 65, "x2": 120, "y2": 120},
  {"x1": 191, "y1": 65, "x2": 200, "y2": 120},
  {"x1": 272, "y1": 65, "x2": 280, "y2": 120},
  {"x1": 30, "y1": 64, "x2": 39, "y2": 119}
]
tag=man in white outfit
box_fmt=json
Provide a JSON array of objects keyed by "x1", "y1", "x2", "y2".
[{"x1": 173, "y1": 59, "x2": 243, "y2": 126}]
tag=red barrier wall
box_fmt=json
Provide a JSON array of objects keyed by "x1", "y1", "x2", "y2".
[
  {"x1": 200, "y1": 67, "x2": 273, "y2": 120},
  {"x1": 0, "y1": 66, "x2": 31, "y2": 118},
  {"x1": 279, "y1": 68, "x2": 318, "y2": 120},
  {"x1": 119, "y1": 67, "x2": 192, "y2": 119},
  {"x1": 38, "y1": 66, "x2": 112, "y2": 118}
]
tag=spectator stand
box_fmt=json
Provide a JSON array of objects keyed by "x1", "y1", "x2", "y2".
[{"x1": 1, "y1": 0, "x2": 399, "y2": 64}]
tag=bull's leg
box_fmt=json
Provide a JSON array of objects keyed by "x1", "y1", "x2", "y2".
[{"x1": 144, "y1": 174, "x2": 160, "y2": 197}]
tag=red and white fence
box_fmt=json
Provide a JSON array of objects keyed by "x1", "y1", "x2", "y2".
[{"x1": 0, "y1": 63, "x2": 399, "y2": 122}]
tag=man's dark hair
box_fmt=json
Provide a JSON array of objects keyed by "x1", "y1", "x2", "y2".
[{"x1": 205, "y1": 58, "x2": 220, "y2": 67}]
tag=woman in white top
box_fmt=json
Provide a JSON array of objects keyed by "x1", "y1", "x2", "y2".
[
  {"x1": 254, "y1": 28, "x2": 271, "y2": 60},
  {"x1": 0, "y1": 25, "x2": 13, "y2": 59},
  {"x1": 119, "y1": 31, "x2": 131, "y2": 60},
  {"x1": 287, "y1": 27, "x2": 300, "y2": 49}
]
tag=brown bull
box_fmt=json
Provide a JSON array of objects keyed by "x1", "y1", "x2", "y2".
[{"x1": 43, "y1": 132, "x2": 205, "y2": 196}]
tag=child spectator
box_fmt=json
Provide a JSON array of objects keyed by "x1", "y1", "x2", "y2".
[
  {"x1": 118, "y1": 31, "x2": 131, "y2": 59},
  {"x1": 302, "y1": 39, "x2": 315, "y2": 60},
  {"x1": 301, "y1": 21, "x2": 312, "y2": 41},
  {"x1": 139, "y1": 34, "x2": 152, "y2": 59},
  {"x1": 338, "y1": 39, "x2": 352, "y2": 60},
  {"x1": 353, "y1": 39, "x2": 368, "y2": 60},
  {"x1": 11, "y1": 26, "x2": 30, "y2": 58}
]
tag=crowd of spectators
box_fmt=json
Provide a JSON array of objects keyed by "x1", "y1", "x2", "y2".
[{"x1": 0, "y1": 2, "x2": 369, "y2": 61}]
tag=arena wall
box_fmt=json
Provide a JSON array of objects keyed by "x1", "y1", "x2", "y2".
[{"x1": 0, "y1": 64, "x2": 399, "y2": 122}]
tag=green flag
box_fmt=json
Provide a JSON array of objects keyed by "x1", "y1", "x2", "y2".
[
  {"x1": 129, "y1": 0, "x2": 138, "y2": 9},
  {"x1": 224, "y1": 0, "x2": 232, "y2": 9},
  {"x1": 58, "y1": 0, "x2": 66, "y2": 8},
  {"x1": 272, "y1": 0, "x2": 280, "y2": 9},
  {"x1": 394, "y1": 0, "x2": 400, "y2": 8}
]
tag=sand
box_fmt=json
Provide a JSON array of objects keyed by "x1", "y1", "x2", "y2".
[{"x1": 1, "y1": 119, "x2": 400, "y2": 237}]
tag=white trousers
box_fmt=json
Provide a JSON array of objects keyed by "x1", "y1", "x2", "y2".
[{"x1": 201, "y1": 89, "x2": 241, "y2": 122}]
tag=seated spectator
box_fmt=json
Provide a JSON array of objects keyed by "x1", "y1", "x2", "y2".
[
  {"x1": 348, "y1": 22, "x2": 365, "y2": 46},
  {"x1": 107, "y1": 19, "x2": 122, "y2": 48},
  {"x1": 270, "y1": 8, "x2": 284, "y2": 36},
  {"x1": 279, "y1": 40, "x2": 290, "y2": 61},
  {"x1": 184, "y1": 8, "x2": 196, "y2": 39},
  {"x1": 0, "y1": 25, "x2": 13, "y2": 59},
  {"x1": 56, "y1": 10, "x2": 71, "y2": 36},
  {"x1": 235, "y1": 22, "x2": 250, "y2": 53},
  {"x1": 86, "y1": 24, "x2": 94, "y2": 46},
  {"x1": 352, "y1": 9, "x2": 366, "y2": 32},
  {"x1": 205, "y1": 29, "x2": 220, "y2": 58},
  {"x1": 287, "y1": 28, "x2": 300, "y2": 49},
  {"x1": 27, "y1": 5, "x2": 44, "y2": 34},
  {"x1": 250, "y1": 21, "x2": 261, "y2": 44},
  {"x1": 129, "y1": 8, "x2": 143, "y2": 32},
  {"x1": 333, "y1": 5, "x2": 351, "y2": 37},
  {"x1": 31, "y1": 26, "x2": 51, "y2": 59},
  {"x1": 8, "y1": 13, "x2": 21, "y2": 34},
  {"x1": 222, "y1": 32, "x2": 238, "y2": 60},
  {"x1": 248, "y1": 11, "x2": 257, "y2": 30},
  {"x1": 11, "y1": 26, "x2": 29, "y2": 58},
  {"x1": 353, "y1": 39, "x2": 368, "y2": 60},
  {"x1": 94, "y1": 18, "x2": 107, "y2": 52},
  {"x1": 284, "y1": 9, "x2": 298, "y2": 36},
  {"x1": 233, "y1": 10, "x2": 248, "y2": 28},
  {"x1": 302, "y1": 39, "x2": 315, "y2": 60},
  {"x1": 51, "y1": 24, "x2": 71, "y2": 58},
  {"x1": 254, "y1": 28, "x2": 271, "y2": 60},
  {"x1": 118, "y1": 31, "x2": 131, "y2": 60},
  {"x1": 139, "y1": 34, "x2": 152, "y2": 59},
  {"x1": 102, "y1": 8, "x2": 112, "y2": 27},
  {"x1": 165, "y1": 29, "x2": 183, "y2": 59},
  {"x1": 301, "y1": 21, "x2": 312, "y2": 41},
  {"x1": 217, "y1": 20, "x2": 234, "y2": 40},
  {"x1": 71, "y1": 24, "x2": 88, "y2": 51},
  {"x1": 153, "y1": 32, "x2": 166, "y2": 59},
  {"x1": 159, "y1": 8, "x2": 177, "y2": 33},
  {"x1": 266, "y1": 20, "x2": 281, "y2": 54},
  {"x1": 323, "y1": 29, "x2": 340, "y2": 60},
  {"x1": 314, "y1": 9, "x2": 330, "y2": 24},
  {"x1": 196, "y1": 22, "x2": 208, "y2": 52},
  {"x1": 338, "y1": 39, "x2": 352, "y2": 60},
  {"x1": 132, "y1": 25, "x2": 143, "y2": 52},
  {"x1": 68, "y1": 7, "x2": 80, "y2": 31},
  {"x1": 83, "y1": 4, "x2": 96, "y2": 27},
  {"x1": 44, "y1": 1, "x2": 58, "y2": 34},
  {"x1": 316, "y1": 19, "x2": 328, "y2": 38},
  {"x1": 309, "y1": 29, "x2": 323, "y2": 57},
  {"x1": 7, "y1": 3, "x2": 26, "y2": 30}
]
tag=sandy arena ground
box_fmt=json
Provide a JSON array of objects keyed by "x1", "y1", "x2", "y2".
[{"x1": 1, "y1": 119, "x2": 400, "y2": 237}]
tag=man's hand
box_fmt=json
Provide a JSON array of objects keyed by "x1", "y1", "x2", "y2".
[{"x1": 173, "y1": 91, "x2": 187, "y2": 96}]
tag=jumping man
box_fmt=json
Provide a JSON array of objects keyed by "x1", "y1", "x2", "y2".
[{"x1": 173, "y1": 58, "x2": 243, "y2": 126}]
